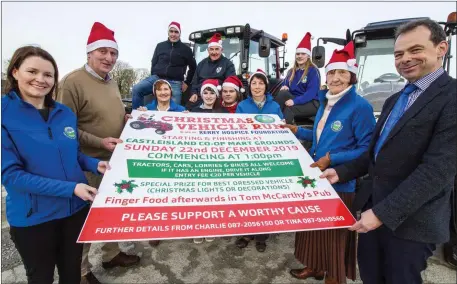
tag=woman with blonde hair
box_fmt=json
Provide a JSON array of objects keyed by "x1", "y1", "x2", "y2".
[{"x1": 276, "y1": 32, "x2": 320, "y2": 124}]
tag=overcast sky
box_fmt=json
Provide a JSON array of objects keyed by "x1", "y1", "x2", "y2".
[{"x1": 2, "y1": 1, "x2": 456, "y2": 80}]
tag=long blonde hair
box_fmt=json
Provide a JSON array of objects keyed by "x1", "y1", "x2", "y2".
[{"x1": 286, "y1": 57, "x2": 317, "y2": 86}]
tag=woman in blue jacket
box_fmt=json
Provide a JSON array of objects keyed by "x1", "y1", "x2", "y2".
[
  {"x1": 2, "y1": 46, "x2": 110, "y2": 283},
  {"x1": 236, "y1": 69, "x2": 283, "y2": 120},
  {"x1": 283, "y1": 42, "x2": 376, "y2": 284},
  {"x1": 138, "y1": 79, "x2": 186, "y2": 112},
  {"x1": 235, "y1": 69, "x2": 283, "y2": 252},
  {"x1": 275, "y1": 32, "x2": 320, "y2": 124}
]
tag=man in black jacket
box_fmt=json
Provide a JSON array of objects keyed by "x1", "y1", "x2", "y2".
[
  {"x1": 132, "y1": 22, "x2": 196, "y2": 108},
  {"x1": 321, "y1": 19, "x2": 456, "y2": 283},
  {"x1": 187, "y1": 33, "x2": 236, "y2": 109}
]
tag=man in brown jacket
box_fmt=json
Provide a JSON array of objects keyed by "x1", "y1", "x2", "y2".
[{"x1": 56, "y1": 22, "x2": 140, "y2": 284}]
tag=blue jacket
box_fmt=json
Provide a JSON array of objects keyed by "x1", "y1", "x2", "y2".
[
  {"x1": 295, "y1": 86, "x2": 376, "y2": 192},
  {"x1": 282, "y1": 67, "x2": 320, "y2": 105},
  {"x1": 1, "y1": 91, "x2": 100, "y2": 227},
  {"x1": 145, "y1": 100, "x2": 186, "y2": 112},
  {"x1": 236, "y1": 94, "x2": 284, "y2": 119}
]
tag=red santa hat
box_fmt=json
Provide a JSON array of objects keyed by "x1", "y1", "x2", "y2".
[
  {"x1": 201, "y1": 79, "x2": 221, "y2": 97},
  {"x1": 86, "y1": 22, "x2": 118, "y2": 53},
  {"x1": 222, "y1": 76, "x2": 245, "y2": 93},
  {"x1": 168, "y1": 21, "x2": 181, "y2": 34},
  {"x1": 325, "y1": 41, "x2": 358, "y2": 74},
  {"x1": 208, "y1": 33, "x2": 223, "y2": 48},
  {"x1": 296, "y1": 32, "x2": 312, "y2": 56},
  {"x1": 248, "y1": 69, "x2": 269, "y2": 84}
]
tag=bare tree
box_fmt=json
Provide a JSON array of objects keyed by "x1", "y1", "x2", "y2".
[
  {"x1": 110, "y1": 61, "x2": 138, "y2": 98},
  {"x1": 135, "y1": 68, "x2": 150, "y2": 84}
]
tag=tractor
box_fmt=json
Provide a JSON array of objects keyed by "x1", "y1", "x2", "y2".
[{"x1": 310, "y1": 12, "x2": 456, "y2": 121}]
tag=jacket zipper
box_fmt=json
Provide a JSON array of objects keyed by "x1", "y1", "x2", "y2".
[
  {"x1": 48, "y1": 125, "x2": 72, "y2": 215},
  {"x1": 165, "y1": 42, "x2": 174, "y2": 79},
  {"x1": 26, "y1": 194, "x2": 34, "y2": 217}
]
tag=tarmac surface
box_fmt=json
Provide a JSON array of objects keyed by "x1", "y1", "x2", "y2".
[{"x1": 2, "y1": 187, "x2": 456, "y2": 284}]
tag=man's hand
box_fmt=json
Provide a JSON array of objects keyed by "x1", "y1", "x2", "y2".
[
  {"x1": 97, "y1": 161, "x2": 111, "y2": 174},
  {"x1": 281, "y1": 124, "x2": 298, "y2": 134},
  {"x1": 124, "y1": 114, "x2": 133, "y2": 124},
  {"x1": 182, "y1": 82, "x2": 188, "y2": 92},
  {"x1": 285, "y1": 99, "x2": 294, "y2": 107},
  {"x1": 189, "y1": 94, "x2": 198, "y2": 103},
  {"x1": 310, "y1": 152, "x2": 331, "y2": 171},
  {"x1": 320, "y1": 168, "x2": 339, "y2": 184},
  {"x1": 101, "y1": 137, "x2": 123, "y2": 152},
  {"x1": 349, "y1": 209, "x2": 383, "y2": 233},
  {"x1": 137, "y1": 106, "x2": 147, "y2": 111},
  {"x1": 280, "y1": 86, "x2": 289, "y2": 91},
  {"x1": 74, "y1": 183, "x2": 98, "y2": 202}
]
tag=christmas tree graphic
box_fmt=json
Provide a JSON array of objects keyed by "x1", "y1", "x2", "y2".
[
  {"x1": 297, "y1": 176, "x2": 317, "y2": 189},
  {"x1": 114, "y1": 180, "x2": 138, "y2": 194}
]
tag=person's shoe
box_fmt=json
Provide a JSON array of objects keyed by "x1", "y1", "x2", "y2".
[
  {"x1": 443, "y1": 242, "x2": 457, "y2": 269},
  {"x1": 193, "y1": 238, "x2": 204, "y2": 244},
  {"x1": 80, "y1": 272, "x2": 101, "y2": 284},
  {"x1": 290, "y1": 267, "x2": 325, "y2": 280},
  {"x1": 222, "y1": 236, "x2": 231, "y2": 241},
  {"x1": 235, "y1": 237, "x2": 250, "y2": 248},
  {"x1": 205, "y1": 237, "x2": 215, "y2": 242},
  {"x1": 149, "y1": 240, "x2": 160, "y2": 247},
  {"x1": 325, "y1": 276, "x2": 338, "y2": 284},
  {"x1": 255, "y1": 241, "x2": 266, "y2": 252},
  {"x1": 102, "y1": 252, "x2": 140, "y2": 269}
]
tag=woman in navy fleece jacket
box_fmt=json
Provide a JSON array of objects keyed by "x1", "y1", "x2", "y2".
[{"x1": 275, "y1": 32, "x2": 320, "y2": 124}]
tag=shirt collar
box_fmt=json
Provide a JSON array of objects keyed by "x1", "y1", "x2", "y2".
[
  {"x1": 85, "y1": 64, "x2": 111, "y2": 82},
  {"x1": 409, "y1": 67, "x2": 444, "y2": 91}
]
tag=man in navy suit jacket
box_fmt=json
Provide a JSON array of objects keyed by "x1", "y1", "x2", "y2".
[{"x1": 321, "y1": 19, "x2": 456, "y2": 283}]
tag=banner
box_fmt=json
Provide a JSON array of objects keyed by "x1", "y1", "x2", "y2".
[{"x1": 78, "y1": 111, "x2": 355, "y2": 242}]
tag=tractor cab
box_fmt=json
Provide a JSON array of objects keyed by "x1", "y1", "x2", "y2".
[
  {"x1": 311, "y1": 12, "x2": 456, "y2": 120},
  {"x1": 182, "y1": 24, "x2": 289, "y2": 104}
]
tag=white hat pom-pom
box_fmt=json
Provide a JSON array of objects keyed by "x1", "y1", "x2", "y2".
[
  {"x1": 240, "y1": 87, "x2": 245, "y2": 93},
  {"x1": 347, "y1": 59, "x2": 356, "y2": 67},
  {"x1": 217, "y1": 85, "x2": 222, "y2": 91}
]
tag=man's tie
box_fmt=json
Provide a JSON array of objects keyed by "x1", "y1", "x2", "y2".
[{"x1": 374, "y1": 83, "x2": 418, "y2": 159}]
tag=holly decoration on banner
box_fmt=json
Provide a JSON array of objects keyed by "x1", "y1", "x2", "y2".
[
  {"x1": 114, "y1": 180, "x2": 138, "y2": 194},
  {"x1": 297, "y1": 176, "x2": 317, "y2": 189}
]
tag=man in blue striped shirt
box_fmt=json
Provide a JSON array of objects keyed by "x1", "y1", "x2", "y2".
[{"x1": 321, "y1": 19, "x2": 456, "y2": 284}]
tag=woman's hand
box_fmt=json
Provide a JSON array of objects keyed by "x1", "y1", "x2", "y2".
[
  {"x1": 189, "y1": 94, "x2": 198, "y2": 103},
  {"x1": 124, "y1": 114, "x2": 133, "y2": 123},
  {"x1": 74, "y1": 183, "x2": 98, "y2": 202},
  {"x1": 97, "y1": 161, "x2": 111, "y2": 174},
  {"x1": 281, "y1": 124, "x2": 298, "y2": 134},
  {"x1": 137, "y1": 106, "x2": 147, "y2": 111},
  {"x1": 285, "y1": 99, "x2": 294, "y2": 107},
  {"x1": 310, "y1": 152, "x2": 331, "y2": 171},
  {"x1": 280, "y1": 86, "x2": 289, "y2": 91}
]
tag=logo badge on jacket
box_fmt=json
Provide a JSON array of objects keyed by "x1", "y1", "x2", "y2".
[
  {"x1": 331, "y1": 121, "x2": 343, "y2": 132},
  {"x1": 216, "y1": 67, "x2": 222, "y2": 73},
  {"x1": 301, "y1": 76, "x2": 308, "y2": 83},
  {"x1": 64, "y1": 127, "x2": 76, "y2": 139}
]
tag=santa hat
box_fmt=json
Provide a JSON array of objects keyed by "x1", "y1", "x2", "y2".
[
  {"x1": 86, "y1": 22, "x2": 118, "y2": 53},
  {"x1": 168, "y1": 21, "x2": 181, "y2": 34},
  {"x1": 222, "y1": 76, "x2": 245, "y2": 93},
  {"x1": 248, "y1": 69, "x2": 269, "y2": 84},
  {"x1": 296, "y1": 32, "x2": 312, "y2": 56},
  {"x1": 153, "y1": 79, "x2": 172, "y2": 95},
  {"x1": 201, "y1": 79, "x2": 220, "y2": 97},
  {"x1": 325, "y1": 41, "x2": 358, "y2": 74},
  {"x1": 208, "y1": 33, "x2": 223, "y2": 48}
]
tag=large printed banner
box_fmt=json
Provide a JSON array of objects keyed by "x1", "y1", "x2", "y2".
[{"x1": 78, "y1": 111, "x2": 355, "y2": 242}]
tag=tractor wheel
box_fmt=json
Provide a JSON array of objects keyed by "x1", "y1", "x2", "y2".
[
  {"x1": 155, "y1": 129, "x2": 166, "y2": 135},
  {"x1": 130, "y1": 121, "x2": 145, "y2": 129}
]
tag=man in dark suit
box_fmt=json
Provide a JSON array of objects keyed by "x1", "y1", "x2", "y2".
[{"x1": 321, "y1": 19, "x2": 456, "y2": 283}]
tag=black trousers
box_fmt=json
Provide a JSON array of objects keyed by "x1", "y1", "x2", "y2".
[
  {"x1": 275, "y1": 90, "x2": 319, "y2": 124},
  {"x1": 358, "y1": 225, "x2": 435, "y2": 284},
  {"x1": 10, "y1": 205, "x2": 89, "y2": 284}
]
